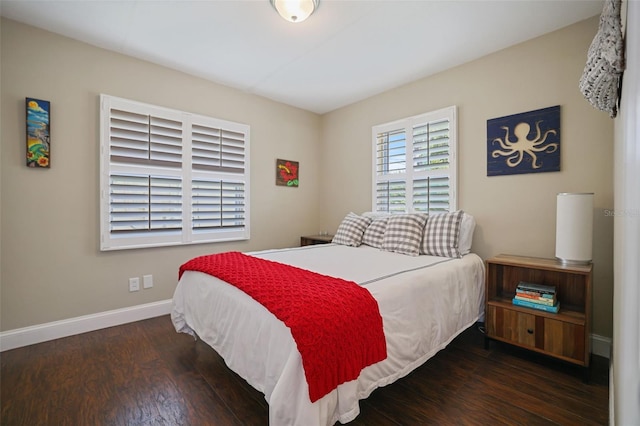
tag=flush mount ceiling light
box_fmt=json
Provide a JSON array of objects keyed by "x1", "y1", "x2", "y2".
[{"x1": 270, "y1": 0, "x2": 319, "y2": 23}]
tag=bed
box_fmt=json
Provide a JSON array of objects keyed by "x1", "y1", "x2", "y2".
[{"x1": 171, "y1": 211, "x2": 485, "y2": 425}]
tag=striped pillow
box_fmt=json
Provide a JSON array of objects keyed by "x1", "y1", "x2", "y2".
[
  {"x1": 421, "y1": 210, "x2": 464, "y2": 258},
  {"x1": 362, "y1": 217, "x2": 389, "y2": 248},
  {"x1": 332, "y1": 213, "x2": 372, "y2": 247},
  {"x1": 381, "y1": 214, "x2": 428, "y2": 256}
]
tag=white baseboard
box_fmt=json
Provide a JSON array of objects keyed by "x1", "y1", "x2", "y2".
[
  {"x1": 591, "y1": 333, "x2": 612, "y2": 359},
  {"x1": 0, "y1": 299, "x2": 172, "y2": 352}
]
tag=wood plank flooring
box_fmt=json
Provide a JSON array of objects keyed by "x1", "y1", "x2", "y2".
[{"x1": 1, "y1": 315, "x2": 609, "y2": 425}]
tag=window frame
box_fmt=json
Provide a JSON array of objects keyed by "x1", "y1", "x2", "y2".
[
  {"x1": 99, "y1": 94, "x2": 250, "y2": 251},
  {"x1": 371, "y1": 106, "x2": 457, "y2": 214}
]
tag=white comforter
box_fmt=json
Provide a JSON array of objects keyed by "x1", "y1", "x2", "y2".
[{"x1": 171, "y1": 244, "x2": 485, "y2": 425}]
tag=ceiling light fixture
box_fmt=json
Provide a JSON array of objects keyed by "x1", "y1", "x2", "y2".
[{"x1": 270, "y1": 0, "x2": 319, "y2": 23}]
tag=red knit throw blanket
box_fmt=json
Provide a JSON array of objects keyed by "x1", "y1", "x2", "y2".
[{"x1": 179, "y1": 251, "x2": 387, "y2": 402}]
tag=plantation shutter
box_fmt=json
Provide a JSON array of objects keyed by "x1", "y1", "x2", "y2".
[
  {"x1": 190, "y1": 118, "x2": 247, "y2": 234},
  {"x1": 376, "y1": 129, "x2": 406, "y2": 175},
  {"x1": 412, "y1": 176, "x2": 450, "y2": 213},
  {"x1": 375, "y1": 180, "x2": 407, "y2": 213},
  {"x1": 100, "y1": 94, "x2": 250, "y2": 251},
  {"x1": 375, "y1": 127, "x2": 407, "y2": 213},
  {"x1": 191, "y1": 179, "x2": 246, "y2": 231},
  {"x1": 372, "y1": 106, "x2": 457, "y2": 215},
  {"x1": 109, "y1": 174, "x2": 182, "y2": 233},
  {"x1": 106, "y1": 101, "x2": 184, "y2": 237},
  {"x1": 192, "y1": 124, "x2": 245, "y2": 173},
  {"x1": 411, "y1": 117, "x2": 452, "y2": 213},
  {"x1": 108, "y1": 109, "x2": 182, "y2": 168}
]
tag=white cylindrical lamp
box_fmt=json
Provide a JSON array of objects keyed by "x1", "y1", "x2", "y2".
[{"x1": 555, "y1": 192, "x2": 594, "y2": 265}]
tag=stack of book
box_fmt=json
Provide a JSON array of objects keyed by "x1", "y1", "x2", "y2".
[{"x1": 512, "y1": 281, "x2": 560, "y2": 313}]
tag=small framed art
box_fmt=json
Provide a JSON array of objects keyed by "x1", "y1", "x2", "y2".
[
  {"x1": 276, "y1": 159, "x2": 299, "y2": 187},
  {"x1": 26, "y1": 97, "x2": 51, "y2": 168}
]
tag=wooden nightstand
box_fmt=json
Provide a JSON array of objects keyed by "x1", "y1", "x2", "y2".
[
  {"x1": 485, "y1": 254, "x2": 593, "y2": 370},
  {"x1": 300, "y1": 235, "x2": 334, "y2": 246}
]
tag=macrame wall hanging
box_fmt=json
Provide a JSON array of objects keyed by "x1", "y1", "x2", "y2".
[{"x1": 579, "y1": 0, "x2": 625, "y2": 118}]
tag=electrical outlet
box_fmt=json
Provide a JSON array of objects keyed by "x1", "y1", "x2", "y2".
[
  {"x1": 143, "y1": 274, "x2": 153, "y2": 289},
  {"x1": 129, "y1": 277, "x2": 140, "y2": 292}
]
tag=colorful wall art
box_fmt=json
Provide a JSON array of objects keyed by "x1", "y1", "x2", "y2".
[
  {"x1": 487, "y1": 105, "x2": 560, "y2": 176},
  {"x1": 276, "y1": 159, "x2": 299, "y2": 187},
  {"x1": 26, "y1": 97, "x2": 51, "y2": 168}
]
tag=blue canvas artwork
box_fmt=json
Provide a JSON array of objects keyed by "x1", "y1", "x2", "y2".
[{"x1": 487, "y1": 105, "x2": 560, "y2": 176}]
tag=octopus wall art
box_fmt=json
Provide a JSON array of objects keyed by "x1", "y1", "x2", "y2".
[{"x1": 487, "y1": 105, "x2": 560, "y2": 176}]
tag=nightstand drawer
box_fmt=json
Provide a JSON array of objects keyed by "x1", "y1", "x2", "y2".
[
  {"x1": 487, "y1": 305, "x2": 587, "y2": 364},
  {"x1": 487, "y1": 305, "x2": 537, "y2": 348},
  {"x1": 544, "y1": 318, "x2": 586, "y2": 362}
]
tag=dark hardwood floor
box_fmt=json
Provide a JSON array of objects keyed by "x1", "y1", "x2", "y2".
[{"x1": 1, "y1": 315, "x2": 609, "y2": 425}]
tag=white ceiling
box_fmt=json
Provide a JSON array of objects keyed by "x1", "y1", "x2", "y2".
[{"x1": 1, "y1": 0, "x2": 603, "y2": 114}]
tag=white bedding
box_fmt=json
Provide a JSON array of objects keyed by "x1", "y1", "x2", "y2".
[{"x1": 171, "y1": 244, "x2": 485, "y2": 425}]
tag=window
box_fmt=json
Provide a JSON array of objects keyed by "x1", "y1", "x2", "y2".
[
  {"x1": 372, "y1": 106, "x2": 456, "y2": 214},
  {"x1": 100, "y1": 95, "x2": 250, "y2": 251}
]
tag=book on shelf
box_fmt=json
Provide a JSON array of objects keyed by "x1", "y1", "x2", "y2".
[
  {"x1": 512, "y1": 297, "x2": 560, "y2": 313},
  {"x1": 516, "y1": 288, "x2": 555, "y2": 299},
  {"x1": 514, "y1": 294, "x2": 555, "y2": 306},
  {"x1": 516, "y1": 281, "x2": 556, "y2": 295},
  {"x1": 515, "y1": 289, "x2": 557, "y2": 301}
]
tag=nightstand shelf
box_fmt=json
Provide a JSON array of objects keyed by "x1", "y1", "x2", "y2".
[
  {"x1": 488, "y1": 298, "x2": 585, "y2": 325},
  {"x1": 485, "y1": 254, "x2": 592, "y2": 368}
]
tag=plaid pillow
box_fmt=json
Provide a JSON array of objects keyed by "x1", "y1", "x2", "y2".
[
  {"x1": 421, "y1": 210, "x2": 464, "y2": 258},
  {"x1": 332, "y1": 213, "x2": 372, "y2": 247},
  {"x1": 362, "y1": 217, "x2": 389, "y2": 248},
  {"x1": 381, "y1": 214, "x2": 428, "y2": 256}
]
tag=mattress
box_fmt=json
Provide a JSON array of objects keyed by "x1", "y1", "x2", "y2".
[{"x1": 171, "y1": 243, "x2": 485, "y2": 425}]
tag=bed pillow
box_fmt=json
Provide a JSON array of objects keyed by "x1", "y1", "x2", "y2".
[
  {"x1": 421, "y1": 210, "x2": 464, "y2": 258},
  {"x1": 362, "y1": 217, "x2": 389, "y2": 249},
  {"x1": 458, "y1": 213, "x2": 476, "y2": 255},
  {"x1": 381, "y1": 214, "x2": 428, "y2": 256},
  {"x1": 331, "y1": 212, "x2": 372, "y2": 247}
]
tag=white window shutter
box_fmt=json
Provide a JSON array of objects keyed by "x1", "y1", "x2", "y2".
[
  {"x1": 108, "y1": 109, "x2": 150, "y2": 164},
  {"x1": 221, "y1": 129, "x2": 246, "y2": 173},
  {"x1": 191, "y1": 179, "x2": 245, "y2": 231},
  {"x1": 149, "y1": 116, "x2": 182, "y2": 167},
  {"x1": 109, "y1": 174, "x2": 150, "y2": 232},
  {"x1": 376, "y1": 180, "x2": 407, "y2": 213},
  {"x1": 100, "y1": 94, "x2": 250, "y2": 250},
  {"x1": 372, "y1": 106, "x2": 457, "y2": 215},
  {"x1": 412, "y1": 176, "x2": 450, "y2": 213}
]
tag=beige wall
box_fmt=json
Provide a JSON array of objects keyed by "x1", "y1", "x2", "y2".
[
  {"x1": 1, "y1": 16, "x2": 615, "y2": 340},
  {"x1": 0, "y1": 19, "x2": 322, "y2": 330},
  {"x1": 320, "y1": 16, "x2": 614, "y2": 338}
]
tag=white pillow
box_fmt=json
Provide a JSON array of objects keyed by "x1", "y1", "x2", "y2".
[
  {"x1": 458, "y1": 213, "x2": 476, "y2": 255},
  {"x1": 332, "y1": 212, "x2": 372, "y2": 247}
]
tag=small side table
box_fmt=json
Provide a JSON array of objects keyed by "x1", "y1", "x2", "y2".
[
  {"x1": 485, "y1": 254, "x2": 592, "y2": 377},
  {"x1": 300, "y1": 234, "x2": 334, "y2": 246}
]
